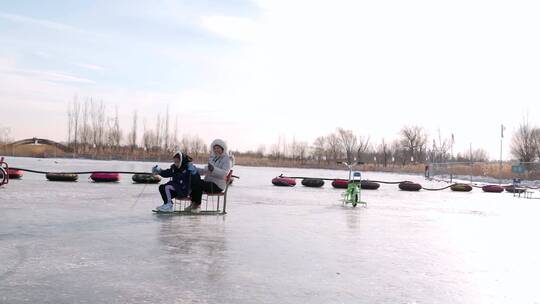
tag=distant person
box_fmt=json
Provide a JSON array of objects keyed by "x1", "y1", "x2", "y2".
[
  {"x1": 186, "y1": 139, "x2": 231, "y2": 213},
  {"x1": 153, "y1": 152, "x2": 198, "y2": 212},
  {"x1": 229, "y1": 151, "x2": 235, "y2": 167}
]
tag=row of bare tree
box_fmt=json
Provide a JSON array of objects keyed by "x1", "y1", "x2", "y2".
[
  {"x1": 244, "y1": 126, "x2": 490, "y2": 166},
  {"x1": 64, "y1": 97, "x2": 536, "y2": 165},
  {"x1": 66, "y1": 98, "x2": 208, "y2": 158}
]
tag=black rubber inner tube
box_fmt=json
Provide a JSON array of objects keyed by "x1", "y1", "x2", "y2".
[
  {"x1": 450, "y1": 183, "x2": 472, "y2": 192},
  {"x1": 360, "y1": 180, "x2": 380, "y2": 190},
  {"x1": 132, "y1": 174, "x2": 161, "y2": 184},
  {"x1": 301, "y1": 178, "x2": 324, "y2": 188},
  {"x1": 398, "y1": 181, "x2": 422, "y2": 191},
  {"x1": 504, "y1": 185, "x2": 526, "y2": 193},
  {"x1": 46, "y1": 173, "x2": 79, "y2": 182}
]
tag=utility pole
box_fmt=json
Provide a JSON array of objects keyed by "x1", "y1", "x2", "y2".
[
  {"x1": 469, "y1": 143, "x2": 473, "y2": 184},
  {"x1": 451, "y1": 133, "x2": 454, "y2": 162},
  {"x1": 499, "y1": 124, "x2": 505, "y2": 185}
]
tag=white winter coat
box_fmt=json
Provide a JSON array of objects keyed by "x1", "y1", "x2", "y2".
[{"x1": 197, "y1": 139, "x2": 231, "y2": 190}]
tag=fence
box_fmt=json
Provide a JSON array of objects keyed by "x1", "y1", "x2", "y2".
[{"x1": 428, "y1": 161, "x2": 540, "y2": 186}]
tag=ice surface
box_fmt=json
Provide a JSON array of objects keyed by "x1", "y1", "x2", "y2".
[{"x1": 1, "y1": 157, "x2": 540, "y2": 303}]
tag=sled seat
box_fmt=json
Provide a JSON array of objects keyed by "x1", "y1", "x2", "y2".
[{"x1": 173, "y1": 170, "x2": 233, "y2": 214}]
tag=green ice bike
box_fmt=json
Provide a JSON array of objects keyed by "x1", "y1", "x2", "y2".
[{"x1": 338, "y1": 161, "x2": 367, "y2": 207}]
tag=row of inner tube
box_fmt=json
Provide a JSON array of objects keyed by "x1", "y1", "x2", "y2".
[
  {"x1": 271, "y1": 177, "x2": 527, "y2": 193},
  {"x1": 272, "y1": 177, "x2": 381, "y2": 189},
  {"x1": 6, "y1": 169, "x2": 162, "y2": 184}
]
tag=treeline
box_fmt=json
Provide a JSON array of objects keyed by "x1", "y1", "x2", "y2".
[
  {"x1": 236, "y1": 126, "x2": 489, "y2": 167},
  {"x1": 63, "y1": 97, "x2": 537, "y2": 166},
  {"x1": 66, "y1": 97, "x2": 208, "y2": 159}
]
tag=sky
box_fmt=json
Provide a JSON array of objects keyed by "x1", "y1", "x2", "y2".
[{"x1": 1, "y1": 0, "x2": 540, "y2": 159}]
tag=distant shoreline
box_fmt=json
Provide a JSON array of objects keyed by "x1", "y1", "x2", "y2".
[{"x1": 4, "y1": 151, "x2": 538, "y2": 183}]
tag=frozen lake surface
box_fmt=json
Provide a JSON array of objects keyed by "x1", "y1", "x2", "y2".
[{"x1": 1, "y1": 157, "x2": 540, "y2": 303}]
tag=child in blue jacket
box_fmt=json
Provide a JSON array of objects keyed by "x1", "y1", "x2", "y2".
[{"x1": 153, "y1": 152, "x2": 198, "y2": 212}]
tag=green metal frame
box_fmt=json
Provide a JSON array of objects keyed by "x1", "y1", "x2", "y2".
[{"x1": 339, "y1": 161, "x2": 367, "y2": 207}]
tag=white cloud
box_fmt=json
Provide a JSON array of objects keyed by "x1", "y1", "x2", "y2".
[
  {"x1": 200, "y1": 15, "x2": 259, "y2": 41},
  {"x1": 0, "y1": 55, "x2": 243, "y2": 148},
  {"x1": 3, "y1": 1, "x2": 540, "y2": 157},
  {"x1": 0, "y1": 67, "x2": 96, "y2": 84},
  {"x1": 72, "y1": 62, "x2": 106, "y2": 71},
  {"x1": 195, "y1": 0, "x2": 540, "y2": 158},
  {"x1": 0, "y1": 11, "x2": 101, "y2": 37}
]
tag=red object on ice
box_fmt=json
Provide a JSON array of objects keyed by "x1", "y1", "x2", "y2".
[
  {"x1": 90, "y1": 172, "x2": 120, "y2": 182},
  {"x1": 482, "y1": 185, "x2": 504, "y2": 193},
  {"x1": 271, "y1": 177, "x2": 296, "y2": 187},
  {"x1": 8, "y1": 169, "x2": 23, "y2": 179},
  {"x1": 331, "y1": 179, "x2": 349, "y2": 189}
]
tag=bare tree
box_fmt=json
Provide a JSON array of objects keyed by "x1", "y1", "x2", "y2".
[
  {"x1": 164, "y1": 105, "x2": 170, "y2": 152},
  {"x1": 326, "y1": 133, "x2": 342, "y2": 162},
  {"x1": 0, "y1": 126, "x2": 12, "y2": 145},
  {"x1": 142, "y1": 119, "x2": 155, "y2": 152},
  {"x1": 110, "y1": 105, "x2": 122, "y2": 150},
  {"x1": 72, "y1": 97, "x2": 80, "y2": 154},
  {"x1": 511, "y1": 119, "x2": 539, "y2": 162},
  {"x1": 80, "y1": 99, "x2": 91, "y2": 152},
  {"x1": 296, "y1": 141, "x2": 309, "y2": 164},
  {"x1": 428, "y1": 129, "x2": 451, "y2": 162},
  {"x1": 279, "y1": 135, "x2": 288, "y2": 159},
  {"x1": 154, "y1": 113, "x2": 162, "y2": 152},
  {"x1": 377, "y1": 138, "x2": 390, "y2": 167},
  {"x1": 457, "y1": 148, "x2": 489, "y2": 162},
  {"x1": 270, "y1": 135, "x2": 287, "y2": 160},
  {"x1": 356, "y1": 135, "x2": 370, "y2": 162},
  {"x1": 312, "y1": 136, "x2": 326, "y2": 164},
  {"x1": 190, "y1": 136, "x2": 206, "y2": 158},
  {"x1": 66, "y1": 96, "x2": 81, "y2": 152},
  {"x1": 391, "y1": 139, "x2": 405, "y2": 165},
  {"x1": 172, "y1": 115, "x2": 179, "y2": 151},
  {"x1": 399, "y1": 125, "x2": 428, "y2": 163},
  {"x1": 127, "y1": 110, "x2": 138, "y2": 151},
  {"x1": 472, "y1": 148, "x2": 489, "y2": 162},
  {"x1": 180, "y1": 135, "x2": 191, "y2": 155},
  {"x1": 337, "y1": 128, "x2": 357, "y2": 163},
  {"x1": 269, "y1": 143, "x2": 280, "y2": 159},
  {"x1": 256, "y1": 144, "x2": 266, "y2": 157},
  {"x1": 89, "y1": 99, "x2": 106, "y2": 152},
  {"x1": 67, "y1": 101, "x2": 73, "y2": 147}
]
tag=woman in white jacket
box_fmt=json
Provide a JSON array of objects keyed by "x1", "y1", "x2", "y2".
[{"x1": 187, "y1": 139, "x2": 231, "y2": 213}]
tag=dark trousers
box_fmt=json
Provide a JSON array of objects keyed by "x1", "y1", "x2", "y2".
[
  {"x1": 159, "y1": 183, "x2": 178, "y2": 204},
  {"x1": 190, "y1": 176, "x2": 223, "y2": 205}
]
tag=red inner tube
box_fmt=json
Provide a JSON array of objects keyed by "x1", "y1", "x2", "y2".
[
  {"x1": 331, "y1": 179, "x2": 349, "y2": 189},
  {"x1": 90, "y1": 172, "x2": 120, "y2": 182},
  {"x1": 482, "y1": 185, "x2": 504, "y2": 193},
  {"x1": 272, "y1": 177, "x2": 296, "y2": 186},
  {"x1": 7, "y1": 169, "x2": 23, "y2": 179}
]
